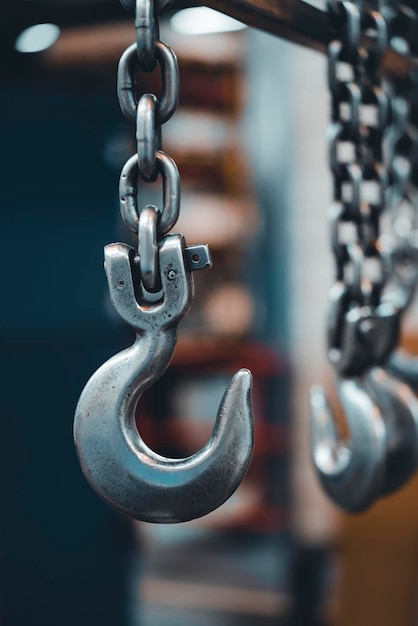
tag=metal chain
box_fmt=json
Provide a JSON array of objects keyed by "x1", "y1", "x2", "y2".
[
  {"x1": 325, "y1": 0, "x2": 404, "y2": 377},
  {"x1": 118, "y1": 0, "x2": 180, "y2": 293},
  {"x1": 74, "y1": 0, "x2": 234, "y2": 524},
  {"x1": 309, "y1": 0, "x2": 418, "y2": 513},
  {"x1": 381, "y1": 3, "x2": 418, "y2": 314}
]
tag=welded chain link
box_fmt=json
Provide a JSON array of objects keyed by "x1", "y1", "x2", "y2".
[
  {"x1": 118, "y1": 0, "x2": 180, "y2": 292},
  {"x1": 325, "y1": 0, "x2": 401, "y2": 377}
]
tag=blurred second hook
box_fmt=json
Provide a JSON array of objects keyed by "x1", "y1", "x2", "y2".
[{"x1": 311, "y1": 368, "x2": 418, "y2": 513}]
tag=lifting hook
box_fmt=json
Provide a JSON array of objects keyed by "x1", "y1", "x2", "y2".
[
  {"x1": 74, "y1": 234, "x2": 254, "y2": 523},
  {"x1": 311, "y1": 282, "x2": 418, "y2": 512}
]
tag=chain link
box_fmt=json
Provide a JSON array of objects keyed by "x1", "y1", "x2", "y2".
[
  {"x1": 118, "y1": 0, "x2": 181, "y2": 291},
  {"x1": 118, "y1": 41, "x2": 179, "y2": 126},
  {"x1": 119, "y1": 151, "x2": 180, "y2": 235},
  {"x1": 138, "y1": 204, "x2": 161, "y2": 292}
]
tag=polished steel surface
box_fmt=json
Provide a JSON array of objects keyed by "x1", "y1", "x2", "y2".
[
  {"x1": 118, "y1": 42, "x2": 179, "y2": 126},
  {"x1": 74, "y1": 237, "x2": 254, "y2": 522},
  {"x1": 119, "y1": 151, "x2": 180, "y2": 236},
  {"x1": 136, "y1": 94, "x2": 159, "y2": 182},
  {"x1": 134, "y1": 0, "x2": 157, "y2": 72},
  {"x1": 138, "y1": 204, "x2": 160, "y2": 292}
]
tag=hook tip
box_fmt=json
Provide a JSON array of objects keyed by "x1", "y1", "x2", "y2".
[
  {"x1": 228, "y1": 368, "x2": 253, "y2": 406},
  {"x1": 219, "y1": 367, "x2": 253, "y2": 430},
  {"x1": 235, "y1": 367, "x2": 253, "y2": 386}
]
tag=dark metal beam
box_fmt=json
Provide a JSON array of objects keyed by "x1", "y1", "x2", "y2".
[
  {"x1": 0, "y1": 0, "x2": 416, "y2": 83},
  {"x1": 175, "y1": 0, "x2": 417, "y2": 82},
  {"x1": 186, "y1": 0, "x2": 332, "y2": 52}
]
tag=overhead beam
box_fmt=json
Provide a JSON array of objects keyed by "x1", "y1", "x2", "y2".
[
  {"x1": 0, "y1": 0, "x2": 416, "y2": 83},
  {"x1": 173, "y1": 0, "x2": 417, "y2": 81},
  {"x1": 175, "y1": 0, "x2": 331, "y2": 52}
]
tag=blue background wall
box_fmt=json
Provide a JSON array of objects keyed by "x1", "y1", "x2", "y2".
[{"x1": 0, "y1": 86, "x2": 134, "y2": 626}]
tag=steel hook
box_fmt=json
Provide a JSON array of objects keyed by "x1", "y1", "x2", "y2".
[
  {"x1": 74, "y1": 234, "x2": 254, "y2": 523},
  {"x1": 311, "y1": 367, "x2": 418, "y2": 512},
  {"x1": 311, "y1": 281, "x2": 418, "y2": 512},
  {"x1": 310, "y1": 377, "x2": 386, "y2": 513}
]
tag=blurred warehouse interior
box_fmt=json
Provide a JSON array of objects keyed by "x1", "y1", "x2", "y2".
[{"x1": 3, "y1": 2, "x2": 418, "y2": 626}]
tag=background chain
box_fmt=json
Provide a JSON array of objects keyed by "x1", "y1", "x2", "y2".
[
  {"x1": 382, "y1": 2, "x2": 418, "y2": 312},
  {"x1": 326, "y1": 0, "x2": 418, "y2": 376},
  {"x1": 326, "y1": 0, "x2": 396, "y2": 374}
]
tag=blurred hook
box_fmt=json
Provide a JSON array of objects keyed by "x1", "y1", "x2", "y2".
[
  {"x1": 74, "y1": 234, "x2": 254, "y2": 523},
  {"x1": 311, "y1": 367, "x2": 418, "y2": 512},
  {"x1": 310, "y1": 377, "x2": 386, "y2": 513},
  {"x1": 369, "y1": 368, "x2": 418, "y2": 496}
]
